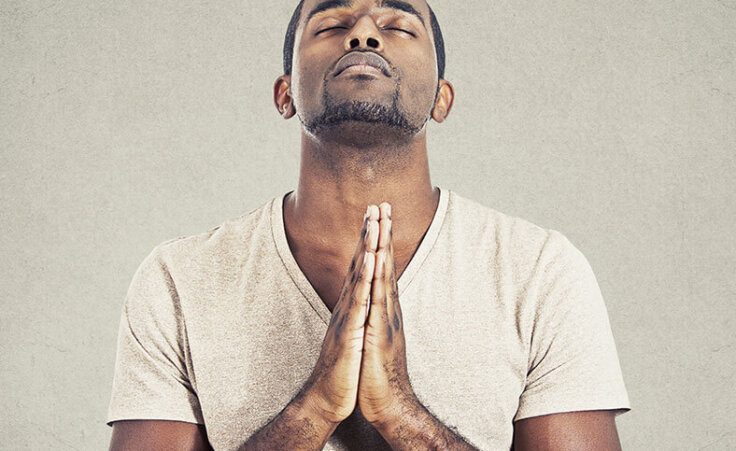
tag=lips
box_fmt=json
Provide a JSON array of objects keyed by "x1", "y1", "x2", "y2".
[{"x1": 333, "y1": 52, "x2": 391, "y2": 78}]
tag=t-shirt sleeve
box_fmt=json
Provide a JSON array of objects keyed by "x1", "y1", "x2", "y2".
[
  {"x1": 106, "y1": 244, "x2": 205, "y2": 426},
  {"x1": 514, "y1": 230, "x2": 631, "y2": 422}
]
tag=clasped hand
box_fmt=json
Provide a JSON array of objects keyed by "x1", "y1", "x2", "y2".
[{"x1": 305, "y1": 203, "x2": 417, "y2": 429}]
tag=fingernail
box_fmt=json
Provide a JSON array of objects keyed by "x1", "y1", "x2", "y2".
[
  {"x1": 364, "y1": 206, "x2": 371, "y2": 219},
  {"x1": 387, "y1": 204, "x2": 392, "y2": 219}
]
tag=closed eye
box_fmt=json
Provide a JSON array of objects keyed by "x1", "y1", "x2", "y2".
[
  {"x1": 383, "y1": 27, "x2": 415, "y2": 37},
  {"x1": 316, "y1": 26, "x2": 415, "y2": 37},
  {"x1": 315, "y1": 26, "x2": 349, "y2": 35}
]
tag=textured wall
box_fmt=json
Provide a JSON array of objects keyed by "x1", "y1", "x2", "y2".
[{"x1": 1, "y1": 1, "x2": 734, "y2": 449}]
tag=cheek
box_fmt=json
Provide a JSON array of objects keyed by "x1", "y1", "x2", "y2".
[
  {"x1": 398, "y1": 49, "x2": 438, "y2": 105},
  {"x1": 402, "y1": 67, "x2": 438, "y2": 107},
  {"x1": 292, "y1": 49, "x2": 326, "y2": 104}
]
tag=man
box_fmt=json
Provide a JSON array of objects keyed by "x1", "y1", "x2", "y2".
[{"x1": 107, "y1": 0, "x2": 631, "y2": 449}]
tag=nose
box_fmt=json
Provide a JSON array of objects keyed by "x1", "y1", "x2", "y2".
[{"x1": 343, "y1": 16, "x2": 383, "y2": 52}]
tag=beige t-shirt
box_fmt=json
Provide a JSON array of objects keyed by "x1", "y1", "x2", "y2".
[{"x1": 106, "y1": 187, "x2": 631, "y2": 450}]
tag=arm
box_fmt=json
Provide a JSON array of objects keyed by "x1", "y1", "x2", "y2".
[
  {"x1": 360, "y1": 205, "x2": 478, "y2": 450},
  {"x1": 372, "y1": 397, "x2": 478, "y2": 450},
  {"x1": 512, "y1": 410, "x2": 623, "y2": 451},
  {"x1": 239, "y1": 208, "x2": 381, "y2": 449},
  {"x1": 510, "y1": 232, "x2": 631, "y2": 449},
  {"x1": 109, "y1": 420, "x2": 213, "y2": 451},
  {"x1": 109, "y1": 389, "x2": 339, "y2": 451},
  {"x1": 371, "y1": 402, "x2": 624, "y2": 451},
  {"x1": 109, "y1": 211, "x2": 378, "y2": 451},
  {"x1": 362, "y1": 210, "x2": 628, "y2": 450},
  {"x1": 236, "y1": 389, "x2": 340, "y2": 450}
]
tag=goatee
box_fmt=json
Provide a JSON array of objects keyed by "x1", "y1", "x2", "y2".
[{"x1": 300, "y1": 82, "x2": 426, "y2": 139}]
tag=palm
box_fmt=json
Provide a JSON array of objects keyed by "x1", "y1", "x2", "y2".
[{"x1": 356, "y1": 203, "x2": 410, "y2": 426}]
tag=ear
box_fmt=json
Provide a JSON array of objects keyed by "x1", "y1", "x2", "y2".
[
  {"x1": 431, "y1": 79, "x2": 454, "y2": 123},
  {"x1": 273, "y1": 75, "x2": 296, "y2": 119}
]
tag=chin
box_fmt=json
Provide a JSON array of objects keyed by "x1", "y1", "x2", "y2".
[
  {"x1": 301, "y1": 90, "x2": 427, "y2": 145},
  {"x1": 307, "y1": 120, "x2": 422, "y2": 150},
  {"x1": 325, "y1": 91, "x2": 395, "y2": 108}
]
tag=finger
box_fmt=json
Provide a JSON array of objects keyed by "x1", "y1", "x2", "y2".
[
  {"x1": 360, "y1": 205, "x2": 379, "y2": 322},
  {"x1": 378, "y1": 203, "x2": 391, "y2": 249},
  {"x1": 368, "y1": 250, "x2": 389, "y2": 341},
  {"x1": 345, "y1": 206, "x2": 375, "y2": 292},
  {"x1": 381, "y1": 208, "x2": 396, "y2": 324},
  {"x1": 331, "y1": 250, "x2": 374, "y2": 344},
  {"x1": 345, "y1": 205, "x2": 378, "y2": 325},
  {"x1": 368, "y1": 204, "x2": 392, "y2": 340},
  {"x1": 333, "y1": 211, "x2": 370, "y2": 314},
  {"x1": 386, "y1": 215, "x2": 402, "y2": 332},
  {"x1": 332, "y1": 206, "x2": 375, "y2": 329},
  {"x1": 349, "y1": 250, "x2": 374, "y2": 331},
  {"x1": 367, "y1": 204, "x2": 380, "y2": 252},
  {"x1": 351, "y1": 207, "x2": 373, "y2": 262}
]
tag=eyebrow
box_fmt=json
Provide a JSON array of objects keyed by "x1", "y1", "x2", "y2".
[
  {"x1": 382, "y1": 0, "x2": 425, "y2": 26},
  {"x1": 305, "y1": 0, "x2": 426, "y2": 26}
]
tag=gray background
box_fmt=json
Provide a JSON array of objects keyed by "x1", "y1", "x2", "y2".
[{"x1": 1, "y1": 0, "x2": 734, "y2": 449}]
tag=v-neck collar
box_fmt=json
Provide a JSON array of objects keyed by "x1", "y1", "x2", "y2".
[{"x1": 270, "y1": 187, "x2": 450, "y2": 325}]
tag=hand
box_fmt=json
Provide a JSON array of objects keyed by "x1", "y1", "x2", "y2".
[
  {"x1": 302, "y1": 207, "x2": 379, "y2": 424},
  {"x1": 357, "y1": 203, "x2": 417, "y2": 427}
]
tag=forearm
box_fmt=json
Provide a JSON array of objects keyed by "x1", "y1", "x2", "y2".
[
  {"x1": 238, "y1": 389, "x2": 339, "y2": 451},
  {"x1": 373, "y1": 397, "x2": 479, "y2": 450}
]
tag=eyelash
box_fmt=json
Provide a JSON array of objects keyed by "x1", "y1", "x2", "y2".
[{"x1": 316, "y1": 26, "x2": 414, "y2": 37}]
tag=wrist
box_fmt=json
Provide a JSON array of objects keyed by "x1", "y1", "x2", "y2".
[
  {"x1": 371, "y1": 394, "x2": 421, "y2": 434},
  {"x1": 298, "y1": 388, "x2": 344, "y2": 429}
]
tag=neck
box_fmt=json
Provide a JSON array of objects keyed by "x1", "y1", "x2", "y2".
[{"x1": 284, "y1": 128, "x2": 439, "y2": 258}]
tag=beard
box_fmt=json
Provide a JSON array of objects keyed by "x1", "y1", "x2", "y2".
[{"x1": 299, "y1": 78, "x2": 429, "y2": 145}]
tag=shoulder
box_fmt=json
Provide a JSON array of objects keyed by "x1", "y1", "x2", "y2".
[
  {"x1": 445, "y1": 190, "x2": 594, "y2": 305},
  {"x1": 447, "y1": 190, "x2": 570, "y2": 271},
  {"x1": 147, "y1": 197, "x2": 275, "y2": 275}
]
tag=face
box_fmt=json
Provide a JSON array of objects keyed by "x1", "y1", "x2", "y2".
[{"x1": 287, "y1": 0, "x2": 442, "y2": 145}]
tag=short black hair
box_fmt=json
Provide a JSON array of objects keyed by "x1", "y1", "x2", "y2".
[{"x1": 282, "y1": 0, "x2": 446, "y2": 80}]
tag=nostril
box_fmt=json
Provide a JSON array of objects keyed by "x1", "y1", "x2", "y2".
[
  {"x1": 367, "y1": 37, "x2": 379, "y2": 48},
  {"x1": 350, "y1": 38, "x2": 359, "y2": 48}
]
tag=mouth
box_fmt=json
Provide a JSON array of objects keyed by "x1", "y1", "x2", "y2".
[
  {"x1": 333, "y1": 51, "x2": 391, "y2": 78},
  {"x1": 337, "y1": 64, "x2": 385, "y2": 77}
]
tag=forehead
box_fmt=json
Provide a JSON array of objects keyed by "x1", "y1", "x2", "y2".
[{"x1": 301, "y1": 0, "x2": 429, "y2": 25}]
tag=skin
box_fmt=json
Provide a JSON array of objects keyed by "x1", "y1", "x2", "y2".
[
  {"x1": 110, "y1": 0, "x2": 625, "y2": 448},
  {"x1": 274, "y1": 0, "x2": 454, "y2": 314},
  {"x1": 108, "y1": 420, "x2": 213, "y2": 450},
  {"x1": 357, "y1": 203, "x2": 410, "y2": 427},
  {"x1": 274, "y1": 1, "x2": 624, "y2": 448},
  {"x1": 304, "y1": 206, "x2": 379, "y2": 425}
]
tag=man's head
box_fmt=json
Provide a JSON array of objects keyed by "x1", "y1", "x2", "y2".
[
  {"x1": 282, "y1": 0, "x2": 446, "y2": 82},
  {"x1": 274, "y1": 0, "x2": 454, "y2": 148}
]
